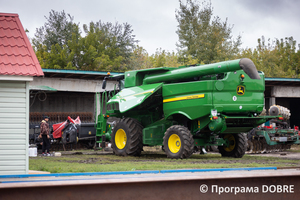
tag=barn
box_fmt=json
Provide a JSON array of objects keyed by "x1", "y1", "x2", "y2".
[{"x1": 0, "y1": 13, "x2": 44, "y2": 175}]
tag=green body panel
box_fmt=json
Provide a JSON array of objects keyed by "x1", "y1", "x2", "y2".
[
  {"x1": 212, "y1": 71, "x2": 264, "y2": 113},
  {"x1": 162, "y1": 70, "x2": 264, "y2": 121},
  {"x1": 107, "y1": 83, "x2": 162, "y2": 113},
  {"x1": 194, "y1": 137, "x2": 226, "y2": 147},
  {"x1": 124, "y1": 68, "x2": 171, "y2": 88},
  {"x1": 162, "y1": 80, "x2": 213, "y2": 120},
  {"x1": 143, "y1": 119, "x2": 174, "y2": 146}
]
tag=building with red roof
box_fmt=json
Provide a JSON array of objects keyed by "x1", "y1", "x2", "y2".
[
  {"x1": 0, "y1": 13, "x2": 43, "y2": 175},
  {"x1": 0, "y1": 13, "x2": 43, "y2": 77}
]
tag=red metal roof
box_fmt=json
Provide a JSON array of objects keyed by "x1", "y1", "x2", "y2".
[{"x1": 0, "y1": 13, "x2": 44, "y2": 76}]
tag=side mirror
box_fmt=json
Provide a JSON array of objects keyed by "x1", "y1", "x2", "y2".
[{"x1": 102, "y1": 78, "x2": 107, "y2": 89}]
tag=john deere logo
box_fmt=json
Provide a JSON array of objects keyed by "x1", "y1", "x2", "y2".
[{"x1": 237, "y1": 85, "x2": 245, "y2": 95}]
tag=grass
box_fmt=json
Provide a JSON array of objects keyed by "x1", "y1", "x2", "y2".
[{"x1": 29, "y1": 149, "x2": 300, "y2": 173}]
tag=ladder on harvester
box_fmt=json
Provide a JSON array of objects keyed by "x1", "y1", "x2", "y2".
[{"x1": 95, "y1": 86, "x2": 117, "y2": 150}]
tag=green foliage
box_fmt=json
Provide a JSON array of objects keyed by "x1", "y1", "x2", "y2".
[
  {"x1": 79, "y1": 22, "x2": 123, "y2": 71},
  {"x1": 126, "y1": 46, "x2": 152, "y2": 70},
  {"x1": 240, "y1": 36, "x2": 300, "y2": 78},
  {"x1": 176, "y1": 0, "x2": 241, "y2": 64},
  {"x1": 32, "y1": 10, "x2": 80, "y2": 51},
  {"x1": 33, "y1": 10, "x2": 137, "y2": 71},
  {"x1": 32, "y1": 7, "x2": 300, "y2": 77},
  {"x1": 91, "y1": 21, "x2": 138, "y2": 65}
]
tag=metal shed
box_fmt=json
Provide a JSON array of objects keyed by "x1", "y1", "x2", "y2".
[{"x1": 0, "y1": 13, "x2": 44, "y2": 175}]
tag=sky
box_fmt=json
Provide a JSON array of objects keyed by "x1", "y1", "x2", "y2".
[{"x1": 1, "y1": 0, "x2": 300, "y2": 55}]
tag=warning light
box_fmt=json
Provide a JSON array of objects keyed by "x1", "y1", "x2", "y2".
[
  {"x1": 106, "y1": 115, "x2": 110, "y2": 118},
  {"x1": 278, "y1": 117, "x2": 284, "y2": 120},
  {"x1": 240, "y1": 74, "x2": 245, "y2": 81},
  {"x1": 107, "y1": 72, "x2": 111, "y2": 75},
  {"x1": 213, "y1": 116, "x2": 218, "y2": 120}
]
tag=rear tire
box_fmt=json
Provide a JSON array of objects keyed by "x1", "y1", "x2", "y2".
[
  {"x1": 218, "y1": 133, "x2": 246, "y2": 158},
  {"x1": 111, "y1": 118, "x2": 143, "y2": 156},
  {"x1": 163, "y1": 125, "x2": 194, "y2": 159}
]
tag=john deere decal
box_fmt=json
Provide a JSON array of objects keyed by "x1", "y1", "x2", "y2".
[{"x1": 237, "y1": 85, "x2": 245, "y2": 95}]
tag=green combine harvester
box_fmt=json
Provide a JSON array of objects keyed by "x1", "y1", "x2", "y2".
[{"x1": 96, "y1": 58, "x2": 285, "y2": 159}]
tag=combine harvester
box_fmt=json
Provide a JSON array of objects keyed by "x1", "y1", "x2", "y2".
[{"x1": 95, "y1": 58, "x2": 298, "y2": 159}]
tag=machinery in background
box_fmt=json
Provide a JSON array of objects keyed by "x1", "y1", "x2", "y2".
[
  {"x1": 30, "y1": 116, "x2": 97, "y2": 150},
  {"x1": 247, "y1": 105, "x2": 300, "y2": 153}
]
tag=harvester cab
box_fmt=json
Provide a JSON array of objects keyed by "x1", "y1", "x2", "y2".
[{"x1": 96, "y1": 58, "x2": 281, "y2": 159}]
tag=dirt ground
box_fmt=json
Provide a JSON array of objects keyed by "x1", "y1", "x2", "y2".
[
  {"x1": 247, "y1": 145, "x2": 300, "y2": 160},
  {"x1": 59, "y1": 145, "x2": 300, "y2": 165}
]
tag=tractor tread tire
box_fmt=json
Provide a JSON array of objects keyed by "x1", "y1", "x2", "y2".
[
  {"x1": 219, "y1": 133, "x2": 247, "y2": 158},
  {"x1": 111, "y1": 118, "x2": 143, "y2": 156},
  {"x1": 163, "y1": 125, "x2": 194, "y2": 159}
]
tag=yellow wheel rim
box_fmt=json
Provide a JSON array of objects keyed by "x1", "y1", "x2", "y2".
[
  {"x1": 168, "y1": 134, "x2": 181, "y2": 153},
  {"x1": 115, "y1": 129, "x2": 127, "y2": 149},
  {"x1": 224, "y1": 134, "x2": 235, "y2": 152}
]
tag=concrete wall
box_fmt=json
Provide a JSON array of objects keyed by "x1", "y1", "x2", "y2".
[
  {"x1": 267, "y1": 86, "x2": 300, "y2": 127},
  {"x1": 272, "y1": 86, "x2": 300, "y2": 98}
]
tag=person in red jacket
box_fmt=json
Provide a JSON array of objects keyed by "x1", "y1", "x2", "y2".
[{"x1": 40, "y1": 116, "x2": 51, "y2": 156}]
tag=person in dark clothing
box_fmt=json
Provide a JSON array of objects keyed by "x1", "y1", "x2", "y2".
[{"x1": 40, "y1": 116, "x2": 51, "y2": 156}]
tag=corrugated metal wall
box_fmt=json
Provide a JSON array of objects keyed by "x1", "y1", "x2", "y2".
[{"x1": 0, "y1": 81, "x2": 29, "y2": 175}]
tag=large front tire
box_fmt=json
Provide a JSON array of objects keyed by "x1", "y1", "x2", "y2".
[
  {"x1": 111, "y1": 118, "x2": 143, "y2": 156},
  {"x1": 163, "y1": 125, "x2": 194, "y2": 159},
  {"x1": 218, "y1": 133, "x2": 246, "y2": 158}
]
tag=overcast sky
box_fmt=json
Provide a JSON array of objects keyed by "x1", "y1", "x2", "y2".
[{"x1": 1, "y1": 0, "x2": 300, "y2": 55}]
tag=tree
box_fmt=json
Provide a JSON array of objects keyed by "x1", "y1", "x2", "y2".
[
  {"x1": 32, "y1": 10, "x2": 80, "y2": 70},
  {"x1": 176, "y1": 0, "x2": 241, "y2": 64},
  {"x1": 33, "y1": 10, "x2": 139, "y2": 71},
  {"x1": 80, "y1": 22, "x2": 123, "y2": 71},
  {"x1": 275, "y1": 37, "x2": 300, "y2": 77},
  {"x1": 240, "y1": 36, "x2": 300, "y2": 78},
  {"x1": 93, "y1": 21, "x2": 138, "y2": 65},
  {"x1": 126, "y1": 46, "x2": 152, "y2": 70},
  {"x1": 32, "y1": 10, "x2": 80, "y2": 51}
]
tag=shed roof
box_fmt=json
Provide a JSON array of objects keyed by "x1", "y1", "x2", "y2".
[
  {"x1": 42, "y1": 68, "x2": 123, "y2": 80},
  {"x1": 0, "y1": 13, "x2": 43, "y2": 76}
]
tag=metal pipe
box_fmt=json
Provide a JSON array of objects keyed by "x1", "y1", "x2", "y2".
[{"x1": 143, "y1": 58, "x2": 260, "y2": 85}]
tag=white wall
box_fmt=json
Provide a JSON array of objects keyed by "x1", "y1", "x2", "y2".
[{"x1": 0, "y1": 80, "x2": 29, "y2": 175}]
